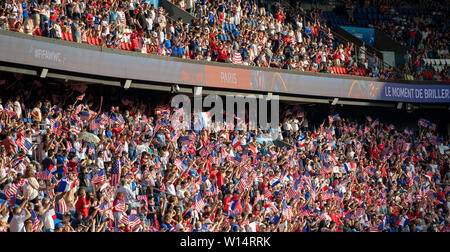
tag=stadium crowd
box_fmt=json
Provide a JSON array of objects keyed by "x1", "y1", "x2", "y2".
[
  {"x1": 342, "y1": 0, "x2": 449, "y2": 81},
  {"x1": 0, "y1": 74, "x2": 449, "y2": 232},
  {"x1": 0, "y1": 0, "x2": 395, "y2": 79}
]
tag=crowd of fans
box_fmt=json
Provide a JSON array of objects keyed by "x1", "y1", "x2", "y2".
[
  {"x1": 0, "y1": 0, "x2": 397, "y2": 79},
  {"x1": 342, "y1": 0, "x2": 449, "y2": 81},
  {"x1": 0, "y1": 73, "x2": 449, "y2": 232}
]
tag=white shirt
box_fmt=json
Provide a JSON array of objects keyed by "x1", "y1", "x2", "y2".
[
  {"x1": 117, "y1": 184, "x2": 136, "y2": 203},
  {"x1": 24, "y1": 177, "x2": 40, "y2": 200},
  {"x1": 176, "y1": 185, "x2": 186, "y2": 198},
  {"x1": 10, "y1": 211, "x2": 27, "y2": 232},
  {"x1": 41, "y1": 208, "x2": 55, "y2": 230},
  {"x1": 165, "y1": 181, "x2": 176, "y2": 196}
]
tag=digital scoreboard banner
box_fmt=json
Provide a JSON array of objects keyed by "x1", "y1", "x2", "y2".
[{"x1": 0, "y1": 32, "x2": 449, "y2": 103}]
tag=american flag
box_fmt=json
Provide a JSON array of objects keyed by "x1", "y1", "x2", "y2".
[
  {"x1": 99, "y1": 113, "x2": 110, "y2": 125},
  {"x1": 366, "y1": 166, "x2": 377, "y2": 176},
  {"x1": 31, "y1": 210, "x2": 40, "y2": 232},
  {"x1": 56, "y1": 198, "x2": 67, "y2": 214},
  {"x1": 16, "y1": 133, "x2": 32, "y2": 153},
  {"x1": 90, "y1": 117, "x2": 101, "y2": 131},
  {"x1": 92, "y1": 169, "x2": 106, "y2": 185},
  {"x1": 233, "y1": 156, "x2": 242, "y2": 166},
  {"x1": 238, "y1": 176, "x2": 249, "y2": 192},
  {"x1": 210, "y1": 183, "x2": 219, "y2": 197},
  {"x1": 180, "y1": 135, "x2": 195, "y2": 146},
  {"x1": 110, "y1": 159, "x2": 122, "y2": 187},
  {"x1": 35, "y1": 170, "x2": 53, "y2": 180},
  {"x1": 300, "y1": 205, "x2": 312, "y2": 216},
  {"x1": 95, "y1": 201, "x2": 109, "y2": 215},
  {"x1": 199, "y1": 147, "x2": 208, "y2": 157},
  {"x1": 114, "y1": 199, "x2": 127, "y2": 212},
  {"x1": 328, "y1": 114, "x2": 340, "y2": 124},
  {"x1": 322, "y1": 189, "x2": 334, "y2": 201},
  {"x1": 76, "y1": 93, "x2": 85, "y2": 101},
  {"x1": 119, "y1": 214, "x2": 141, "y2": 229},
  {"x1": 192, "y1": 191, "x2": 205, "y2": 212},
  {"x1": 232, "y1": 51, "x2": 242, "y2": 65},
  {"x1": 4, "y1": 183, "x2": 19, "y2": 198},
  {"x1": 239, "y1": 164, "x2": 249, "y2": 175},
  {"x1": 11, "y1": 156, "x2": 24, "y2": 170},
  {"x1": 282, "y1": 201, "x2": 293, "y2": 221},
  {"x1": 69, "y1": 127, "x2": 81, "y2": 134},
  {"x1": 155, "y1": 105, "x2": 171, "y2": 119},
  {"x1": 152, "y1": 121, "x2": 162, "y2": 137},
  {"x1": 207, "y1": 155, "x2": 215, "y2": 166},
  {"x1": 287, "y1": 179, "x2": 301, "y2": 199},
  {"x1": 371, "y1": 118, "x2": 379, "y2": 128},
  {"x1": 425, "y1": 190, "x2": 436, "y2": 200},
  {"x1": 174, "y1": 158, "x2": 183, "y2": 172},
  {"x1": 263, "y1": 188, "x2": 272, "y2": 199}
]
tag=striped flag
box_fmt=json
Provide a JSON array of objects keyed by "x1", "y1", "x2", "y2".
[
  {"x1": 282, "y1": 201, "x2": 293, "y2": 221},
  {"x1": 110, "y1": 159, "x2": 122, "y2": 187},
  {"x1": 232, "y1": 51, "x2": 242, "y2": 65},
  {"x1": 56, "y1": 198, "x2": 67, "y2": 214},
  {"x1": 4, "y1": 183, "x2": 19, "y2": 198},
  {"x1": 95, "y1": 202, "x2": 109, "y2": 215},
  {"x1": 76, "y1": 93, "x2": 85, "y2": 101},
  {"x1": 11, "y1": 156, "x2": 24, "y2": 170},
  {"x1": 31, "y1": 210, "x2": 40, "y2": 232},
  {"x1": 114, "y1": 199, "x2": 127, "y2": 212},
  {"x1": 35, "y1": 170, "x2": 53, "y2": 180},
  {"x1": 322, "y1": 189, "x2": 334, "y2": 200},
  {"x1": 263, "y1": 188, "x2": 272, "y2": 199},
  {"x1": 69, "y1": 127, "x2": 81, "y2": 134},
  {"x1": 119, "y1": 214, "x2": 141, "y2": 229},
  {"x1": 328, "y1": 114, "x2": 340, "y2": 124},
  {"x1": 193, "y1": 191, "x2": 205, "y2": 212},
  {"x1": 91, "y1": 169, "x2": 106, "y2": 185}
]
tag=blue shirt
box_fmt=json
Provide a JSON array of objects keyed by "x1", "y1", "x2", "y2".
[
  {"x1": 232, "y1": 28, "x2": 239, "y2": 38},
  {"x1": 22, "y1": 3, "x2": 29, "y2": 19}
]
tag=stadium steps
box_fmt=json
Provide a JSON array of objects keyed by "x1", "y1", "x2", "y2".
[{"x1": 159, "y1": 0, "x2": 197, "y2": 24}]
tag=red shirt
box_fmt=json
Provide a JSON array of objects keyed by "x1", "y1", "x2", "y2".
[
  {"x1": 50, "y1": 9, "x2": 58, "y2": 21},
  {"x1": 68, "y1": 160, "x2": 78, "y2": 175},
  {"x1": 218, "y1": 48, "x2": 228, "y2": 61},
  {"x1": 75, "y1": 196, "x2": 89, "y2": 218},
  {"x1": 217, "y1": 171, "x2": 223, "y2": 189}
]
